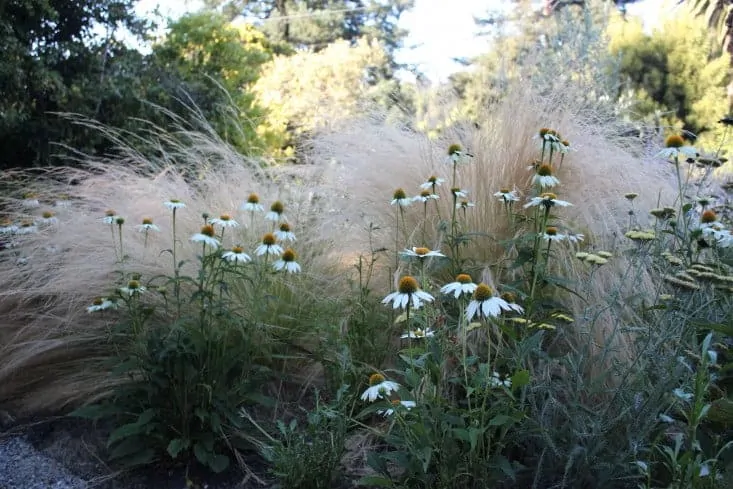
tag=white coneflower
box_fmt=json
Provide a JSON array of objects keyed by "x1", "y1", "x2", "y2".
[
  {"x1": 265, "y1": 201, "x2": 286, "y2": 222},
  {"x1": 0, "y1": 220, "x2": 18, "y2": 234},
  {"x1": 446, "y1": 143, "x2": 473, "y2": 165},
  {"x1": 488, "y1": 371, "x2": 512, "y2": 389},
  {"x1": 382, "y1": 276, "x2": 434, "y2": 310},
  {"x1": 273, "y1": 248, "x2": 301, "y2": 273},
  {"x1": 400, "y1": 246, "x2": 445, "y2": 260},
  {"x1": 440, "y1": 273, "x2": 478, "y2": 299},
  {"x1": 119, "y1": 280, "x2": 146, "y2": 297},
  {"x1": 222, "y1": 245, "x2": 252, "y2": 264},
  {"x1": 390, "y1": 188, "x2": 412, "y2": 207},
  {"x1": 378, "y1": 399, "x2": 417, "y2": 417},
  {"x1": 361, "y1": 373, "x2": 400, "y2": 402},
  {"x1": 240, "y1": 193, "x2": 265, "y2": 213},
  {"x1": 656, "y1": 135, "x2": 697, "y2": 160},
  {"x1": 420, "y1": 175, "x2": 445, "y2": 190},
  {"x1": 209, "y1": 213, "x2": 239, "y2": 228},
  {"x1": 22, "y1": 193, "x2": 40, "y2": 208},
  {"x1": 86, "y1": 297, "x2": 117, "y2": 313},
  {"x1": 36, "y1": 210, "x2": 58, "y2": 226},
  {"x1": 190, "y1": 225, "x2": 221, "y2": 249},
  {"x1": 466, "y1": 283, "x2": 524, "y2": 320},
  {"x1": 413, "y1": 190, "x2": 439, "y2": 203},
  {"x1": 255, "y1": 233, "x2": 284, "y2": 256},
  {"x1": 163, "y1": 199, "x2": 186, "y2": 210},
  {"x1": 456, "y1": 200, "x2": 475, "y2": 210},
  {"x1": 54, "y1": 195, "x2": 71, "y2": 208},
  {"x1": 400, "y1": 328, "x2": 435, "y2": 339},
  {"x1": 543, "y1": 226, "x2": 566, "y2": 242},
  {"x1": 566, "y1": 232, "x2": 585, "y2": 244},
  {"x1": 137, "y1": 217, "x2": 160, "y2": 233},
  {"x1": 494, "y1": 188, "x2": 520, "y2": 202},
  {"x1": 533, "y1": 164, "x2": 561, "y2": 188},
  {"x1": 16, "y1": 221, "x2": 37, "y2": 234},
  {"x1": 524, "y1": 193, "x2": 573, "y2": 209},
  {"x1": 274, "y1": 222, "x2": 296, "y2": 242},
  {"x1": 450, "y1": 188, "x2": 469, "y2": 199},
  {"x1": 102, "y1": 209, "x2": 119, "y2": 224}
]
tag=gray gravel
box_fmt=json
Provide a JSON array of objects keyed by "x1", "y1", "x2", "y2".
[{"x1": 0, "y1": 436, "x2": 87, "y2": 489}]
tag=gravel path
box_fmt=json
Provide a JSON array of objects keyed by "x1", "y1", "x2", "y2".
[{"x1": 0, "y1": 436, "x2": 86, "y2": 489}]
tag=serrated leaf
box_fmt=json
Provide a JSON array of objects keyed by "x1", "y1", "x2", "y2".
[{"x1": 511, "y1": 369, "x2": 531, "y2": 389}]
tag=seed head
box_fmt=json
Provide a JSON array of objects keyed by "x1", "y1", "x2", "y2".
[
  {"x1": 393, "y1": 188, "x2": 407, "y2": 200},
  {"x1": 414, "y1": 247, "x2": 429, "y2": 256},
  {"x1": 92, "y1": 297, "x2": 104, "y2": 306},
  {"x1": 127, "y1": 280, "x2": 141, "y2": 290},
  {"x1": 369, "y1": 373, "x2": 386, "y2": 385},
  {"x1": 262, "y1": 233, "x2": 276, "y2": 245},
  {"x1": 247, "y1": 193, "x2": 260, "y2": 204},
  {"x1": 398, "y1": 276, "x2": 419, "y2": 294},
  {"x1": 270, "y1": 201, "x2": 284, "y2": 214},
  {"x1": 42, "y1": 211, "x2": 54, "y2": 219},
  {"x1": 201, "y1": 225, "x2": 215, "y2": 237},
  {"x1": 561, "y1": 140, "x2": 570, "y2": 147},
  {"x1": 500, "y1": 187, "x2": 511, "y2": 194},
  {"x1": 142, "y1": 217, "x2": 153, "y2": 225},
  {"x1": 541, "y1": 192, "x2": 557, "y2": 200},
  {"x1": 279, "y1": 222, "x2": 291, "y2": 232},
  {"x1": 282, "y1": 248, "x2": 296, "y2": 262},
  {"x1": 537, "y1": 164, "x2": 553, "y2": 177},
  {"x1": 448, "y1": 143, "x2": 462, "y2": 155},
  {"x1": 473, "y1": 283, "x2": 493, "y2": 301},
  {"x1": 420, "y1": 190, "x2": 431, "y2": 198},
  {"x1": 665, "y1": 135, "x2": 685, "y2": 148},
  {"x1": 501, "y1": 292, "x2": 517, "y2": 303},
  {"x1": 701, "y1": 209, "x2": 717, "y2": 223},
  {"x1": 115, "y1": 217, "x2": 125, "y2": 225},
  {"x1": 625, "y1": 193, "x2": 638, "y2": 201},
  {"x1": 539, "y1": 128, "x2": 551, "y2": 137},
  {"x1": 105, "y1": 209, "x2": 116, "y2": 217},
  {"x1": 232, "y1": 245, "x2": 244, "y2": 254},
  {"x1": 545, "y1": 226, "x2": 558, "y2": 236},
  {"x1": 428, "y1": 175, "x2": 439, "y2": 183},
  {"x1": 219, "y1": 213, "x2": 232, "y2": 221},
  {"x1": 456, "y1": 273, "x2": 472, "y2": 283}
]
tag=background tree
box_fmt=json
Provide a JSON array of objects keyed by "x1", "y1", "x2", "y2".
[
  {"x1": 149, "y1": 12, "x2": 282, "y2": 154},
  {"x1": 0, "y1": 0, "x2": 150, "y2": 168},
  {"x1": 607, "y1": 9, "x2": 730, "y2": 149},
  {"x1": 202, "y1": 0, "x2": 413, "y2": 64}
]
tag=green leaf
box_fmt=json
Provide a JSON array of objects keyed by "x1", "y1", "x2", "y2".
[
  {"x1": 511, "y1": 369, "x2": 531, "y2": 389},
  {"x1": 69, "y1": 404, "x2": 111, "y2": 420},
  {"x1": 166, "y1": 438, "x2": 187, "y2": 459},
  {"x1": 488, "y1": 414, "x2": 512, "y2": 426},
  {"x1": 357, "y1": 475, "x2": 394, "y2": 487},
  {"x1": 108, "y1": 422, "x2": 144, "y2": 447},
  {"x1": 193, "y1": 442, "x2": 211, "y2": 466},
  {"x1": 468, "y1": 427, "x2": 484, "y2": 451},
  {"x1": 208, "y1": 453, "x2": 230, "y2": 473},
  {"x1": 137, "y1": 408, "x2": 156, "y2": 426}
]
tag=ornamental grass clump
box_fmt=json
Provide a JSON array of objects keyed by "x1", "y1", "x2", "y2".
[{"x1": 0, "y1": 121, "x2": 356, "y2": 475}]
